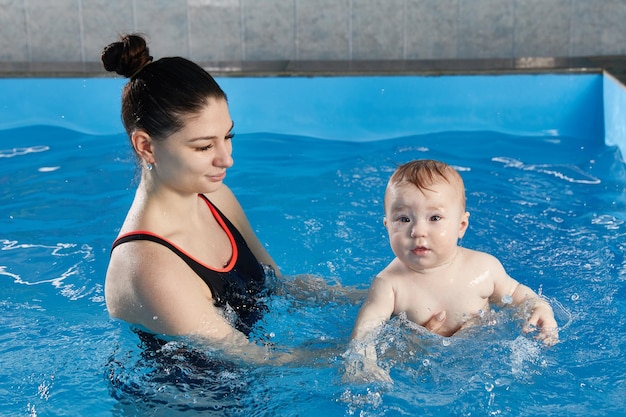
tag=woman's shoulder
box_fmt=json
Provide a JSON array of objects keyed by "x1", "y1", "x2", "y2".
[
  {"x1": 105, "y1": 232, "x2": 212, "y2": 318},
  {"x1": 203, "y1": 185, "x2": 248, "y2": 228},
  {"x1": 203, "y1": 184, "x2": 238, "y2": 212}
]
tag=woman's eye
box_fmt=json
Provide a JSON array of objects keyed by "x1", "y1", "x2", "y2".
[
  {"x1": 226, "y1": 133, "x2": 235, "y2": 140},
  {"x1": 196, "y1": 145, "x2": 212, "y2": 152}
]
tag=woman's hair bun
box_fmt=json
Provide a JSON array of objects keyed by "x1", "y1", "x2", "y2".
[{"x1": 101, "y1": 34, "x2": 153, "y2": 78}]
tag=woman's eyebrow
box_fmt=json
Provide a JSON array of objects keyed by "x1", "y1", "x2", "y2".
[{"x1": 187, "y1": 122, "x2": 235, "y2": 142}]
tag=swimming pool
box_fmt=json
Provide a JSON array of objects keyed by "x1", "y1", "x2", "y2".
[{"x1": 1, "y1": 74, "x2": 625, "y2": 416}]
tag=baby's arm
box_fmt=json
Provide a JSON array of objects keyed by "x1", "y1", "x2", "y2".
[
  {"x1": 490, "y1": 256, "x2": 558, "y2": 345},
  {"x1": 345, "y1": 276, "x2": 447, "y2": 383},
  {"x1": 510, "y1": 283, "x2": 559, "y2": 345},
  {"x1": 345, "y1": 276, "x2": 396, "y2": 383},
  {"x1": 350, "y1": 276, "x2": 396, "y2": 343}
]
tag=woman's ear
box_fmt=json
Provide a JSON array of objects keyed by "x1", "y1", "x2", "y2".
[
  {"x1": 458, "y1": 211, "x2": 470, "y2": 238},
  {"x1": 130, "y1": 130, "x2": 155, "y2": 165}
]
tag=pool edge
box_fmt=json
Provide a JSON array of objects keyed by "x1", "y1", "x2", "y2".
[{"x1": 1, "y1": 56, "x2": 625, "y2": 83}]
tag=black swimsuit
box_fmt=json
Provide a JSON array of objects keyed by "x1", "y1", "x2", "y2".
[{"x1": 111, "y1": 194, "x2": 267, "y2": 335}]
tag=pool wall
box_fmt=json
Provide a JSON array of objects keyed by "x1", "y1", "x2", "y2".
[
  {"x1": 1, "y1": 1, "x2": 626, "y2": 76},
  {"x1": 1, "y1": 73, "x2": 625, "y2": 160}
]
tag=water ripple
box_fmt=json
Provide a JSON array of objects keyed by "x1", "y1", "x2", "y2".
[
  {"x1": 0, "y1": 145, "x2": 49, "y2": 158},
  {"x1": 493, "y1": 156, "x2": 601, "y2": 184}
]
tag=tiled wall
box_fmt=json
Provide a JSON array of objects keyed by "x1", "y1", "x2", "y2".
[{"x1": 1, "y1": 0, "x2": 626, "y2": 69}]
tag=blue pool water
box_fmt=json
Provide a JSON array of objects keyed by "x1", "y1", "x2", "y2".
[{"x1": 1, "y1": 75, "x2": 626, "y2": 416}]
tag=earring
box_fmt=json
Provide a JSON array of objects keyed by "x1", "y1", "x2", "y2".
[{"x1": 146, "y1": 163, "x2": 153, "y2": 171}]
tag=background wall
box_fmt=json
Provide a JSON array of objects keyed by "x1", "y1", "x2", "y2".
[{"x1": 1, "y1": 0, "x2": 626, "y2": 75}]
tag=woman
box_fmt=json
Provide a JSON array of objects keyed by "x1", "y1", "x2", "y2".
[{"x1": 103, "y1": 34, "x2": 279, "y2": 361}]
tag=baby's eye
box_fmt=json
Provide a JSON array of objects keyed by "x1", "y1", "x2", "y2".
[
  {"x1": 430, "y1": 215, "x2": 442, "y2": 221},
  {"x1": 397, "y1": 216, "x2": 410, "y2": 223}
]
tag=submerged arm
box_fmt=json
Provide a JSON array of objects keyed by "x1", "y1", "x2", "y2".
[
  {"x1": 106, "y1": 240, "x2": 286, "y2": 365},
  {"x1": 344, "y1": 275, "x2": 447, "y2": 383},
  {"x1": 350, "y1": 276, "x2": 396, "y2": 345},
  {"x1": 344, "y1": 276, "x2": 396, "y2": 383},
  {"x1": 510, "y1": 283, "x2": 559, "y2": 345},
  {"x1": 490, "y1": 257, "x2": 558, "y2": 346}
]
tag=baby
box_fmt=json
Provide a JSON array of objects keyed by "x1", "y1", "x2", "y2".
[{"x1": 346, "y1": 159, "x2": 558, "y2": 382}]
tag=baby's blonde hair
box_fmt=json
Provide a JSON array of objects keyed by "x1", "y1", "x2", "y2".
[{"x1": 387, "y1": 159, "x2": 466, "y2": 210}]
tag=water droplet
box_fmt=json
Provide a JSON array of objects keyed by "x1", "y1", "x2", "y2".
[
  {"x1": 152, "y1": 316, "x2": 158, "y2": 320},
  {"x1": 485, "y1": 382, "x2": 494, "y2": 392},
  {"x1": 571, "y1": 293, "x2": 580, "y2": 301},
  {"x1": 501, "y1": 294, "x2": 513, "y2": 304},
  {"x1": 442, "y1": 339, "x2": 451, "y2": 347}
]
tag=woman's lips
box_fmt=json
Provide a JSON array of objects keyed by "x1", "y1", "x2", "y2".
[{"x1": 208, "y1": 172, "x2": 226, "y2": 181}]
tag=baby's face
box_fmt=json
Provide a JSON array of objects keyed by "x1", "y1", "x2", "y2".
[{"x1": 384, "y1": 180, "x2": 469, "y2": 272}]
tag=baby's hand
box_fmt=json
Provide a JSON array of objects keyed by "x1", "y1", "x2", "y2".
[
  {"x1": 342, "y1": 354, "x2": 392, "y2": 384},
  {"x1": 523, "y1": 300, "x2": 559, "y2": 346}
]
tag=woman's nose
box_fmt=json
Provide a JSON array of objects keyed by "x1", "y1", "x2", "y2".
[{"x1": 215, "y1": 141, "x2": 234, "y2": 168}]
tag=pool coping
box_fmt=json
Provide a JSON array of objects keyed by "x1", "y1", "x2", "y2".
[{"x1": 2, "y1": 55, "x2": 626, "y2": 83}]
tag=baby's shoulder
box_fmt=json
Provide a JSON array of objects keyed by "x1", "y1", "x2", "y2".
[
  {"x1": 376, "y1": 258, "x2": 410, "y2": 281},
  {"x1": 375, "y1": 263, "x2": 420, "y2": 293},
  {"x1": 460, "y1": 248, "x2": 504, "y2": 271},
  {"x1": 461, "y1": 247, "x2": 502, "y2": 265}
]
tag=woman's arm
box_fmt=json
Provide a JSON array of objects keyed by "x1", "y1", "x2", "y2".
[{"x1": 106, "y1": 239, "x2": 282, "y2": 364}]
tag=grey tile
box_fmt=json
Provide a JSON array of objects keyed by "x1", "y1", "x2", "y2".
[
  {"x1": 405, "y1": 0, "x2": 458, "y2": 59},
  {"x1": 82, "y1": 0, "x2": 135, "y2": 64},
  {"x1": 134, "y1": 0, "x2": 189, "y2": 58},
  {"x1": 351, "y1": 0, "x2": 405, "y2": 59},
  {"x1": 0, "y1": 0, "x2": 29, "y2": 61},
  {"x1": 189, "y1": 0, "x2": 242, "y2": 62},
  {"x1": 458, "y1": 0, "x2": 514, "y2": 59},
  {"x1": 514, "y1": 0, "x2": 570, "y2": 58},
  {"x1": 242, "y1": 0, "x2": 295, "y2": 60},
  {"x1": 0, "y1": 61, "x2": 30, "y2": 73},
  {"x1": 27, "y1": 0, "x2": 82, "y2": 62},
  {"x1": 297, "y1": 0, "x2": 350, "y2": 60},
  {"x1": 571, "y1": 0, "x2": 626, "y2": 56}
]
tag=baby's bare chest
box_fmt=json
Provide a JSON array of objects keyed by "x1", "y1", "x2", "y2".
[{"x1": 393, "y1": 274, "x2": 492, "y2": 333}]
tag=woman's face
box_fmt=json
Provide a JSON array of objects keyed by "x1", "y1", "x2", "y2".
[{"x1": 151, "y1": 97, "x2": 234, "y2": 194}]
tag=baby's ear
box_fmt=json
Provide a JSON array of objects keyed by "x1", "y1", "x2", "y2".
[
  {"x1": 383, "y1": 217, "x2": 388, "y2": 227},
  {"x1": 458, "y1": 211, "x2": 470, "y2": 237}
]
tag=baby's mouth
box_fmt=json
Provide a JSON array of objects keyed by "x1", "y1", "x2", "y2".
[{"x1": 412, "y1": 246, "x2": 429, "y2": 255}]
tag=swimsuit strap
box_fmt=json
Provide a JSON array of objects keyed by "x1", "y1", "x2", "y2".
[{"x1": 110, "y1": 194, "x2": 238, "y2": 298}]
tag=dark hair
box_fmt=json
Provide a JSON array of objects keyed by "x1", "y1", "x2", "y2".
[{"x1": 101, "y1": 34, "x2": 227, "y2": 140}]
